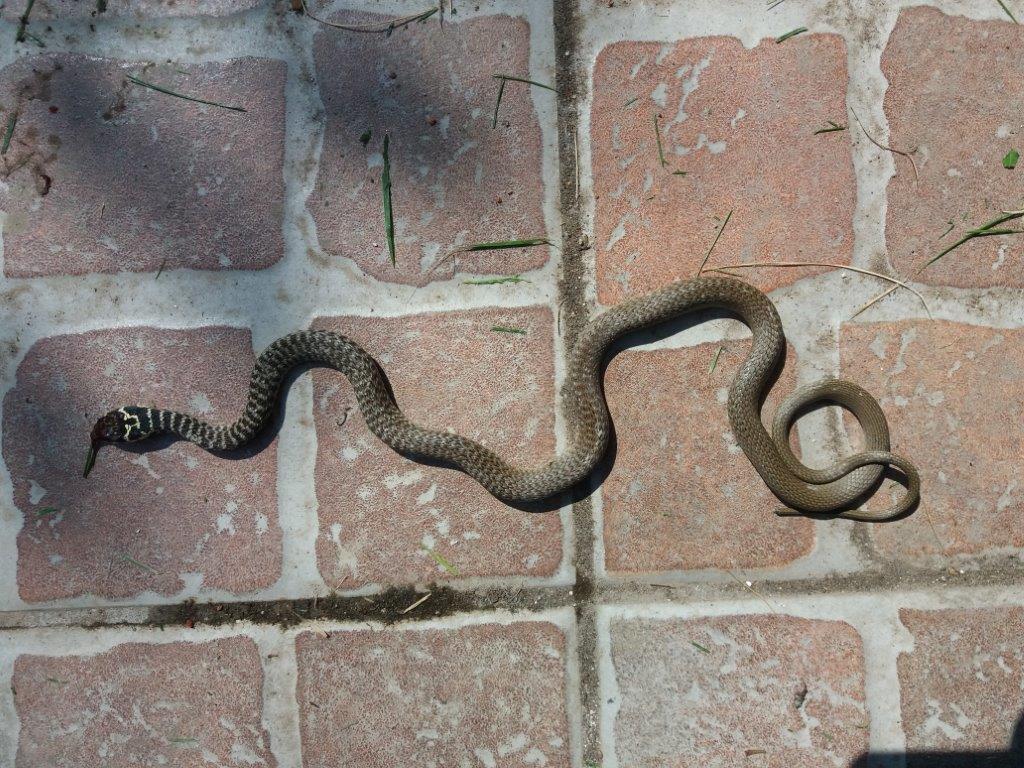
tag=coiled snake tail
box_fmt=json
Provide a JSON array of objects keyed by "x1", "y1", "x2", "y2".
[{"x1": 86, "y1": 275, "x2": 919, "y2": 521}]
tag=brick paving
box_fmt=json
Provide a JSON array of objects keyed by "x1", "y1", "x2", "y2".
[{"x1": 1, "y1": 2, "x2": 1022, "y2": 766}]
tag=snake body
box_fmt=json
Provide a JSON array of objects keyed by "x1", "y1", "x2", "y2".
[{"x1": 89, "y1": 276, "x2": 919, "y2": 520}]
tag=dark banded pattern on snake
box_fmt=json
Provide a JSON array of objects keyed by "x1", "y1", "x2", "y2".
[{"x1": 87, "y1": 276, "x2": 919, "y2": 521}]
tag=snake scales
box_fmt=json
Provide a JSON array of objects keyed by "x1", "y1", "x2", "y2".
[{"x1": 87, "y1": 275, "x2": 919, "y2": 521}]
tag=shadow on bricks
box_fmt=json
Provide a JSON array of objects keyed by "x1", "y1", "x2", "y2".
[{"x1": 854, "y1": 709, "x2": 1024, "y2": 768}]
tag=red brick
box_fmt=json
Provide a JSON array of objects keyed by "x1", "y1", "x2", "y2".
[
  {"x1": 840, "y1": 321, "x2": 1024, "y2": 560},
  {"x1": 0, "y1": 55, "x2": 285, "y2": 277},
  {"x1": 601, "y1": 340, "x2": 812, "y2": 573},
  {"x1": 591, "y1": 35, "x2": 855, "y2": 304},
  {"x1": 898, "y1": 607, "x2": 1024, "y2": 755},
  {"x1": 311, "y1": 308, "x2": 561, "y2": 588},
  {"x1": 295, "y1": 620, "x2": 571, "y2": 767},
  {"x1": 883, "y1": 8, "x2": 1024, "y2": 288},
  {"x1": 308, "y1": 12, "x2": 550, "y2": 285},
  {"x1": 609, "y1": 614, "x2": 868, "y2": 766},
  {"x1": 1, "y1": 0, "x2": 260, "y2": 21},
  {"x1": 14, "y1": 637, "x2": 275, "y2": 766},
  {"x1": 4, "y1": 327, "x2": 280, "y2": 602}
]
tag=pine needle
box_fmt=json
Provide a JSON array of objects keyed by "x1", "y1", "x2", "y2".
[
  {"x1": 707, "y1": 261, "x2": 933, "y2": 318},
  {"x1": 381, "y1": 133, "x2": 396, "y2": 266},
  {"x1": 696, "y1": 209, "x2": 733, "y2": 274},
  {"x1": 653, "y1": 114, "x2": 667, "y2": 167},
  {"x1": 775, "y1": 27, "x2": 807, "y2": 43},
  {"x1": 463, "y1": 275, "x2": 529, "y2": 285},
  {"x1": 126, "y1": 75, "x2": 247, "y2": 113},
  {"x1": 850, "y1": 108, "x2": 918, "y2": 182},
  {"x1": 996, "y1": 0, "x2": 1019, "y2": 23},
  {"x1": 491, "y1": 76, "x2": 507, "y2": 129},
  {"x1": 299, "y1": 0, "x2": 437, "y2": 34},
  {"x1": 492, "y1": 74, "x2": 556, "y2": 91},
  {"x1": 15, "y1": 0, "x2": 36, "y2": 43}
]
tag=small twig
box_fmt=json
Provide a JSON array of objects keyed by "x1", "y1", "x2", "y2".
[
  {"x1": 812, "y1": 120, "x2": 846, "y2": 135},
  {"x1": 381, "y1": 133, "x2": 396, "y2": 266},
  {"x1": 463, "y1": 275, "x2": 529, "y2": 285},
  {"x1": 298, "y1": 0, "x2": 438, "y2": 34},
  {"x1": 850, "y1": 108, "x2": 919, "y2": 182},
  {"x1": 851, "y1": 284, "x2": 898, "y2": 319},
  {"x1": 775, "y1": 27, "x2": 807, "y2": 43},
  {"x1": 623, "y1": 96, "x2": 639, "y2": 108},
  {"x1": 126, "y1": 75, "x2": 247, "y2": 113},
  {"x1": 491, "y1": 74, "x2": 556, "y2": 91},
  {"x1": 400, "y1": 591, "x2": 432, "y2": 614},
  {"x1": 653, "y1": 114, "x2": 667, "y2": 168},
  {"x1": 708, "y1": 345, "x2": 726, "y2": 375},
  {"x1": 155, "y1": 258, "x2": 168, "y2": 279},
  {"x1": 708, "y1": 260, "x2": 933, "y2": 318},
  {"x1": 996, "y1": 0, "x2": 1019, "y2": 23},
  {"x1": 1, "y1": 112, "x2": 16, "y2": 155},
  {"x1": 696, "y1": 209, "x2": 733, "y2": 274},
  {"x1": 16, "y1": 0, "x2": 36, "y2": 43},
  {"x1": 491, "y1": 76, "x2": 506, "y2": 129}
]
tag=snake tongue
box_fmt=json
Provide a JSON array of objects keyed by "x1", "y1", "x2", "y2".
[{"x1": 83, "y1": 442, "x2": 99, "y2": 478}]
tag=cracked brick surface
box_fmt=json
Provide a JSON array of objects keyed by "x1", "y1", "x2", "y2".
[
  {"x1": 601, "y1": 338, "x2": 812, "y2": 573},
  {"x1": 13, "y1": 637, "x2": 274, "y2": 767},
  {"x1": 311, "y1": 307, "x2": 561, "y2": 589},
  {"x1": 4, "y1": 327, "x2": 281, "y2": 602},
  {"x1": 591, "y1": 34, "x2": 855, "y2": 304},
  {"x1": 608, "y1": 614, "x2": 868, "y2": 767},
  {"x1": 883, "y1": 7, "x2": 1024, "y2": 287},
  {"x1": 295, "y1": 620, "x2": 571, "y2": 768},
  {"x1": 308, "y1": 11, "x2": 551, "y2": 285},
  {"x1": 0, "y1": 54, "x2": 286, "y2": 276}
]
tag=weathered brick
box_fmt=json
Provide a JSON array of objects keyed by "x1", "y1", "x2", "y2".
[
  {"x1": 608, "y1": 613, "x2": 868, "y2": 766},
  {"x1": 13, "y1": 636, "x2": 275, "y2": 766},
  {"x1": 840, "y1": 321, "x2": 1024, "y2": 561},
  {"x1": 883, "y1": 7, "x2": 1024, "y2": 288},
  {"x1": 4, "y1": 327, "x2": 280, "y2": 602},
  {"x1": 1, "y1": 0, "x2": 261, "y2": 21},
  {"x1": 308, "y1": 12, "x2": 550, "y2": 285},
  {"x1": 591, "y1": 35, "x2": 855, "y2": 304},
  {"x1": 311, "y1": 308, "x2": 561, "y2": 588},
  {"x1": 898, "y1": 607, "x2": 1024, "y2": 758},
  {"x1": 601, "y1": 339, "x2": 813, "y2": 573},
  {"x1": 295, "y1": 620, "x2": 571, "y2": 767},
  {"x1": 0, "y1": 54, "x2": 285, "y2": 276}
]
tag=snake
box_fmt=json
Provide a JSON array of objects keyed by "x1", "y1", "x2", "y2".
[{"x1": 85, "y1": 275, "x2": 919, "y2": 521}]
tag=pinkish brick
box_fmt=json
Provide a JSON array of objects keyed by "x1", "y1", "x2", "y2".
[
  {"x1": 883, "y1": 8, "x2": 1024, "y2": 288},
  {"x1": 308, "y1": 12, "x2": 550, "y2": 285},
  {"x1": 0, "y1": 54, "x2": 285, "y2": 277},
  {"x1": 4, "y1": 327, "x2": 280, "y2": 602},
  {"x1": 899, "y1": 607, "x2": 1024, "y2": 755},
  {"x1": 295, "y1": 620, "x2": 571, "y2": 767},
  {"x1": 602, "y1": 340, "x2": 812, "y2": 573},
  {"x1": 609, "y1": 614, "x2": 868, "y2": 766},
  {"x1": 591, "y1": 35, "x2": 855, "y2": 304},
  {"x1": 840, "y1": 321, "x2": 1024, "y2": 561},
  {"x1": 1, "y1": 0, "x2": 260, "y2": 21},
  {"x1": 14, "y1": 637, "x2": 275, "y2": 766},
  {"x1": 311, "y1": 308, "x2": 561, "y2": 588}
]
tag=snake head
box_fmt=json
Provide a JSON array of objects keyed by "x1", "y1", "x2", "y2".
[{"x1": 85, "y1": 407, "x2": 155, "y2": 477}]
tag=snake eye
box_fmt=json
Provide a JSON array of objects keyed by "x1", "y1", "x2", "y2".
[{"x1": 90, "y1": 410, "x2": 129, "y2": 444}]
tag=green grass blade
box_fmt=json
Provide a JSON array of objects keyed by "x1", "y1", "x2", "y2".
[
  {"x1": 1, "y1": 112, "x2": 15, "y2": 155},
  {"x1": 460, "y1": 238, "x2": 551, "y2": 252},
  {"x1": 463, "y1": 275, "x2": 529, "y2": 285},
  {"x1": 381, "y1": 133, "x2": 396, "y2": 266},
  {"x1": 491, "y1": 325, "x2": 526, "y2": 335},
  {"x1": 126, "y1": 75, "x2": 247, "y2": 113},
  {"x1": 775, "y1": 26, "x2": 807, "y2": 43},
  {"x1": 996, "y1": 0, "x2": 1019, "y2": 23}
]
